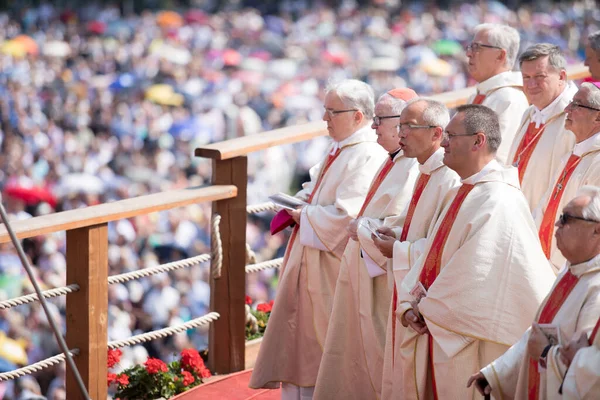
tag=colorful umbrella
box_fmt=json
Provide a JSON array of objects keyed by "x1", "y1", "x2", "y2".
[
  {"x1": 4, "y1": 182, "x2": 56, "y2": 207},
  {"x1": 0, "y1": 41, "x2": 26, "y2": 58},
  {"x1": 432, "y1": 39, "x2": 463, "y2": 56},
  {"x1": 156, "y1": 11, "x2": 183, "y2": 28},
  {"x1": 13, "y1": 35, "x2": 38, "y2": 55}
]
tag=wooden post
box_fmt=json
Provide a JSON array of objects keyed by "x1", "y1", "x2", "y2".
[
  {"x1": 209, "y1": 156, "x2": 247, "y2": 374},
  {"x1": 66, "y1": 224, "x2": 108, "y2": 400}
]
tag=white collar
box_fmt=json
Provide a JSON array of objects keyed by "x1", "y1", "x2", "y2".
[
  {"x1": 573, "y1": 131, "x2": 600, "y2": 157},
  {"x1": 419, "y1": 148, "x2": 445, "y2": 175},
  {"x1": 531, "y1": 82, "x2": 578, "y2": 128},
  {"x1": 329, "y1": 125, "x2": 371, "y2": 154},
  {"x1": 476, "y1": 71, "x2": 522, "y2": 94},
  {"x1": 461, "y1": 159, "x2": 502, "y2": 185},
  {"x1": 568, "y1": 253, "x2": 600, "y2": 277}
]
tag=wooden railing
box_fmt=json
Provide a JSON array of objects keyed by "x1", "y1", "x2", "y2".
[{"x1": 0, "y1": 64, "x2": 589, "y2": 399}]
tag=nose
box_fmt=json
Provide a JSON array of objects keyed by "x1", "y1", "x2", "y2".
[
  {"x1": 441, "y1": 136, "x2": 449, "y2": 147},
  {"x1": 466, "y1": 47, "x2": 473, "y2": 58},
  {"x1": 372, "y1": 121, "x2": 378, "y2": 130},
  {"x1": 323, "y1": 110, "x2": 330, "y2": 121}
]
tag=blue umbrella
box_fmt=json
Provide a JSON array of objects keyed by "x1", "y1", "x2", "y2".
[{"x1": 109, "y1": 73, "x2": 136, "y2": 91}]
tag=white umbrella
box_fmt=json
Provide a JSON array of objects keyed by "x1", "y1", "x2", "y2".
[
  {"x1": 42, "y1": 41, "x2": 71, "y2": 58},
  {"x1": 55, "y1": 173, "x2": 105, "y2": 197}
]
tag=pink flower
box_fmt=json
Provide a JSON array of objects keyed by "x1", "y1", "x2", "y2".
[
  {"x1": 116, "y1": 374, "x2": 129, "y2": 386},
  {"x1": 107, "y1": 349, "x2": 122, "y2": 369},
  {"x1": 107, "y1": 373, "x2": 117, "y2": 385}
]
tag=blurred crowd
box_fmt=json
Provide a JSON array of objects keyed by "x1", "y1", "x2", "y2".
[{"x1": 0, "y1": 0, "x2": 598, "y2": 398}]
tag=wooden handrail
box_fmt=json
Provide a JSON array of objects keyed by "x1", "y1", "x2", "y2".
[
  {"x1": 0, "y1": 185, "x2": 237, "y2": 243},
  {"x1": 195, "y1": 63, "x2": 591, "y2": 160}
]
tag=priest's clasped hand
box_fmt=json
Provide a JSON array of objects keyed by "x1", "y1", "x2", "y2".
[
  {"x1": 372, "y1": 226, "x2": 396, "y2": 258},
  {"x1": 467, "y1": 372, "x2": 492, "y2": 397},
  {"x1": 559, "y1": 331, "x2": 589, "y2": 368},
  {"x1": 286, "y1": 207, "x2": 303, "y2": 225},
  {"x1": 527, "y1": 323, "x2": 551, "y2": 360},
  {"x1": 402, "y1": 304, "x2": 429, "y2": 335}
]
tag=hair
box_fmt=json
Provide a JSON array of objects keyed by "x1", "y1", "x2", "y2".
[
  {"x1": 377, "y1": 93, "x2": 409, "y2": 115},
  {"x1": 518, "y1": 43, "x2": 566, "y2": 72},
  {"x1": 576, "y1": 186, "x2": 600, "y2": 222},
  {"x1": 325, "y1": 79, "x2": 375, "y2": 120},
  {"x1": 455, "y1": 104, "x2": 502, "y2": 152},
  {"x1": 405, "y1": 98, "x2": 450, "y2": 128},
  {"x1": 589, "y1": 30, "x2": 600, "y2": 52},
  {"x1": 581, "y1": 82, "x2": 600, "y2": 109},
  {"x1": 474, "y1": 23, "x2": 521, "y2": 68}
]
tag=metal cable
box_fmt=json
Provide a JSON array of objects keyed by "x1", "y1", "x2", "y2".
[
  {"x1": 0, "y1": 284, "x2": 80, "y2": 310},
  {"x1": 0, "y1": 350, "x2": 79, "y2": 382},
  {"x1": 108, "y1": 254, "x2": 210, "y2": 285},
  {"x1": 107, "y1": 312, "x2": 220, "y2": 349},
  {"x1": 246, "y1": 202, "x2": 277, "y2": 214},
  {"x1": 245, "y1": 258, "x2": 284, "y2": 274}
]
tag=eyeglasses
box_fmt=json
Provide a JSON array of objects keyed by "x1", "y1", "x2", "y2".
[
  {"x1": 466, "y1": 42, "x2": 503, "y2": 53},
  {"x1": 373, "y1": 115, "x2": 401, "y2": 126},
  {"x1": 396, "y1": 123, "x2": 437, "y2": 134},
  {"x1": 442, "y1": 131, "x2": 477, "y2": 140},
  {"x1": 558, "y1": 213, "x2": 600, "y2": 225},
  {"x1": 568, "y1": 100, "x2": 600, "y2": 112},
  {"x1": 324, "y1": 108, "x2": 358, "y2": 118}
]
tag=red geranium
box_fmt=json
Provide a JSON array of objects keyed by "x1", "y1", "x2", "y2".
[
  {"x1": 245, "y1": 295, "x2": 253, "y2": 305},
  {"x1": 116, "y1": 374, "x2": 129, "y2": 386},
  {"x1": 107, "y1": 349, "x2": 122, "y2": 369},
  {"x1": 257, "y1": 300, "x2": 274, "y2": 313},
  {"x1": 199, "y1": 367, "x2": 212, "y2": 379},
  {"x1": 107, "y1": 372, "x2": 117, "y2": 385},
  {"x1": 181, "y1": 370, "x2": 195, "y2": 386},
  {"x1": 180, "y1": 349, "x2": 203, "y2": 372},
  {"x1": 144, "y1": 358, "x2": 168, "y2": 374}
]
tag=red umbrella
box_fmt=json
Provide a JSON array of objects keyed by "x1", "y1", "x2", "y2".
[
  {"x1": 87, "y1": 21, "x2": 106, "y2": 35},
  {"x1": 4, "y1": 183, "x2": 56, "y2": 208},
  {"x1": 184, "y1": 10, "x2": 207, "y2": 25}
]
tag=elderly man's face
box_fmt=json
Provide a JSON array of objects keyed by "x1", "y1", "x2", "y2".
[
  {"x1": 564, "y1": 87, "x2": 600, "y2": 140},
  {"x1": 555, "y1": 195, "x2": 600, "y2": 263},
  {"x1": 466, "y1": 30, "x2": 505, "y2": 83},
  {"x1": 371, "y1": 101, "x2": 401, "y2": 153},
  {"x1": 441, "y1": 112, "x2": 475, "y2": 173},
  {"x1": 398, "y1": 101, "x2": 439, "y2": 161},
  {"x1": 322, "y1": 92, "x2": 360, "y2": 142},
  {"x1": 584, "y1": 43, "x2": 600, "y2": 80},
  {"x1": 521, "y1": 56, "x2": 565, "y2": 110}
]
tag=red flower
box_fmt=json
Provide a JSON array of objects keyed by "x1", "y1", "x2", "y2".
[
  {"x1": 107, "y1": 349, "x2": 122, "y2": 369},
  {"x1": 199, "y1": 367, "x2": 212, "y2": 379},
  {"x1": 245, "y1": 295, "x2": 253, "y2": 305},
  {"x1": 107, "y1": 373, "x2": 117, "y2": 385},
  {"x1": 257, "y1": 302, "x2": 273, "y2": 313},
  {"x1": 182, "y1": 370, "x2": 195, "y2": 386},
  {"x1": 116, "y1": 374, "x2": 129, "y2": 386},
  {"x1": 180, "y1": 348, "x2": 203, "y2": 372},
  {"x1": 144, "y1": 358, "x2": 168, "y2": 374}
]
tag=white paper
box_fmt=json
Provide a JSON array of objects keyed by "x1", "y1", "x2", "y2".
[
  {"x1": 268, "y1": 192, "x2": 308, "y2": 211},
  {"x1": 410, "y1": 281, "x2": 428, "y2": 303},
  {"x1": 360, "y1": 218, "x2": 382, "y2": 239},
  {"x1": 538, "y1": 323, "x2": 562, "y2": 346}
]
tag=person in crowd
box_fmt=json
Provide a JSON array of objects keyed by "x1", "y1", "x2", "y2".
[
  {"x1": 314, "y1": 88, "x2": 420, "y2": 400},
  {"x1": 469, "y1": 186, "x2": 600, "y2": 400},
  {"x1": 534, "y1": 82, "x2": 600, "y2": 272},
  {"x1": 394, "y1": 104, "x2": 555, "y2": 399},
  {"x1": 585, "y1": 31, "x2": 600, "y2": 81},
  {"x1": 369, "y1": 98, "x2": 461, "y2": 399},
  {"x1": 508, "y1": 43, "x2": 578, "y2": 211},
  {"x1": 466, "y1": 23, "x2": 530, "y2": 163},
  {"x1": 249, "y1": 79, "x2": 388, "y2": 400}
]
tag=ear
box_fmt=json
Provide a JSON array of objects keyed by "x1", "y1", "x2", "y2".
[
  {"x1": 498, "y1": 49, "x2": 507, "y2": 64},
  {"x1": 354, "y1": 110, "x2": 363, "y2": 124},
  {"x1": 432, "y1": 126, "x2": 444, "y2": 142},
  {"x1": 472, "y1": 132, "x2": 487, "y2": 151},
  {"x1": 558, "y1": 69, "x2": 567, "y2": 83}
]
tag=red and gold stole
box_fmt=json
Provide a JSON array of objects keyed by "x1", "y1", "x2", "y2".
[
  {"x1": 390, "y1": 173, "x2": 432, "y2": 363},
  {"x1": 357, "y1": 156, "x2": 396, "y2": 217},
  {"x1": 417, "y1": 183, "x2": 475, "y2": 400},
  {"x1": 472, "y1": 93, "x2": 486, "y2": 105},
  {"x1": 589, "y1": 316, "x2": 600, "y2": 345},
  {"x1": 538, "y1": 155, "x2": 582, "y2": 258},
  {"x1": 527, "y1": 271, "x2": 579, "y2": 400},
  {"x1": 282, "y1": 148, "x2": 343, "y2": 266},
  {"x1": 512, "y1": 122, "x2": 543, "y2": 182}
]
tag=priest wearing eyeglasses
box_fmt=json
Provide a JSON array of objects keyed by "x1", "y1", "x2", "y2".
[
  {"x1": 466, "y1": 23, "x2": 529, "y2": 164},
  {"x1": 507, "y1": 44, "x2": 577, "y2": 212},
  {"x1": 250, "y1": 79, "x2": 389, "y2": 400},
  {"x1": 469, "y1": 186, "x2": 600, "y2": 400},
  {"x1": 313, "y1": 88, "x2": 420, "y2": 400},
  {"x1": 533, "y1": 82, "x2": 600, "y2": 273},
  {"x1": 393, "y1": 104, "x2": 555, "y2": 400}
]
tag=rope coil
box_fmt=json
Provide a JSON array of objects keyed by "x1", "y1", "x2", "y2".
[
  {"x1": 0, "y1": 284, "x2": 80, "y2": 310},
  {"x1": 108, "y1": 312, "x2": 220, "y2": 349},
  {"x1": 211, "y1": 214, "x2": 223, "y2": 279},
  {"x1": 0, "y1": 349, "x2": 79, "y2": 382},
  {"x1": 245, "y1": 257, "x2": 284, "y2": 274},
  {"x1": 246, "y1": 202, "x2": 277, "y2": 214},
  {"x1": 108, "y1": 253, "x2": 211, "y2": 285}
]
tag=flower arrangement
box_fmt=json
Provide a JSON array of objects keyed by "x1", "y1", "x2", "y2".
[
  {"x1": 107, "y1": 348, "x2": 211, "y2": 399},
  {"x1": 245, "y1": 295, "x2": 274, "y2": 341}
]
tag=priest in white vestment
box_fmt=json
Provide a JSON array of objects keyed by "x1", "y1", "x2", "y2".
[
  {"x1": 533, "y1": 82, "x2": 600, "y2": 272},
  {"x1": 394, "y1": 104, "x2": 556, "y2": 400},
  {"x1": 466, "y1": 23, "x2": 529, "y2": 163},
  {"x1": 585, "y1": 31, "x2": 600, "y2": 80},
  {"x1": 507, "y1": 44, "x2": 577, "y2": 211},
  {"x1": 313, "y1": 88, "x2": 420, "y2": 400},
  {"x1": 470, "y1": 186, "x2": 600, "y2": 400},
  {"x1": 367, "y1": 99, "x2": 461, "y2": 400},
  {"x1": 249, "y1": 80, "x2": 388, "y2": 399}
]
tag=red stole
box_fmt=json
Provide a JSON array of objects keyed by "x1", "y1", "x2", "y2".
[
  {"x1": 538, "y1": 155, "x2": 582, "y2": 258},
  {"x1": 417, "y1": 184, "x2": 475, "y2": 400},
  {"x1": 282, "y1": 148, "x2": 343, "y2": 267},
  {"x1": 390, "y1": 173, "x2": 432, "y2": 362},
  {"x1": 512, "y1": 122, "x2": 544, "y2": 183},
  {"x1": 472, "y1": 93, "x2": 486, "y2": 105},
  {"x1": 527, "y1": 270, "x2": 580, "y2": 400},
  {"x1": 357, "y1": 156, "x2": 395, "y2": 217},
  {"x1": 590, "y1": 317, "x2": 600, "y2": 345}
]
